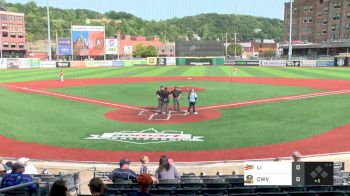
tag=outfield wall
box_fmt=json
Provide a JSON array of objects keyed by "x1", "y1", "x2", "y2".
[{"x1": 0, "y1": 58, "x2": 343, "y2": 69}]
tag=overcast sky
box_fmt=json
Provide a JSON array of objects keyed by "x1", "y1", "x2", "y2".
[{"x1": 7, "y1": 0, "x2": 285, "y2": 20}]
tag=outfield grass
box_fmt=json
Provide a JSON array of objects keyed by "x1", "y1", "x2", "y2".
[{"x1": 1, "y1": 66, "x2": 350, "y2": 152}]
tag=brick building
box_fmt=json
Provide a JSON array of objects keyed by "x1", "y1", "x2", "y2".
[
  {"x1": 284, "y1": 0, "x2": 350, "y2": 43},
  {"x1": 0, "y1": 10, "x2": 26, "y2": 58}
]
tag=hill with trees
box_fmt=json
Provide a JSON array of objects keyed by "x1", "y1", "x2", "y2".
[{"x1": 2, "y1": 1, "x2": 284, "y2": 42}]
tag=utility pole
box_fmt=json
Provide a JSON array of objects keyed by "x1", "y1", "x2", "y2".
[
  {"x1": 288, "y1": 0, "x2": 293, "y2": 60},
  {"x1": 234, "y1": 32, "x2": 237, "y2": 57},
  {"x1": 46, "y1": 0, "x2": 52, "y2": 61},
  {"x1": 225, "y1": 32, "x2": 228, "y2": 58}
]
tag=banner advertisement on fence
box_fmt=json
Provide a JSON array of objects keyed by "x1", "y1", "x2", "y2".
[
  {"x1": 97, "y1": 60, "x2": 113, "y2": 67},
  {"x1": 166, "y1": 57, "x2": 176, "y2": 65},
  {"x1": 105, "y1": 39, "x2": 118, "y2": 55},
  {"x1": 0, "y1": 58, "x2": 6, "y2": 69},
  {"x1": 124, "y1": 46, "x2": 133, "y2": 54},
  {"x1": 56, "y1": 61, "x2": 71, "y2": 68},
  {"x1": 112, "y1": 60, "x2": 124, "y2": 67},
  {"x1": 57, "y1": 38, "x2": 72, "y2": 56},
  {"x1": 85, "y1": 61, "x2": 99, "y2": 68},
  {"x1": 18, "y1": 58, "x2": 30, "y2": 69},
  {"x1": 147, "y1": 57, "x2": 157, "y2": 65},
  {"x1": 286, "y1": 61, "x2": 301, "y2": 66},
  {"x1": 29, "y1": 58, "x2": 41, "y2": 68},
  {"x1": 300, "y1": 60, "x2": 317, "y2": 67},
  {"x1": 334, "y1": 57, "x2": 349, "y2": 66},
  {"x1": 7, "y1": 59, "x2": 20, "y2": 69},
  {"x1": 260, "y1": 60, "x2": 286, "y2": 67},
  {"x1": 316, "y1": 60, "x2": 334, "y2": 67},
  {"x1": 72, "y1": 25, "x2": 105, "y2": 56},
  {"x1": 40, "y1": 61, "x2": 56, "y2": 68},
  {"x1": 234, "y1": 60, "x2": 259, "y2": 66},
  {"x1": 70, "y1": 61, "x2": 86, "y2": 68}
]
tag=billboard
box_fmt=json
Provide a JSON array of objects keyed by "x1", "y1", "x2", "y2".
[
  {"x1": 57, "y1": 38, "x2": 72, "y2": 56},
  {"x1": 124, "y1": 46, "x2": 133, "y2": 54},
  {"x1": 105, "y1": 39, "x2": 118, "y2": 55},
  {"x1": 175, "y1": 41, "x2": 224, "y2": 57},
  {"x1": 72, "y1": 26, "x2": 105, "y2": 56}
]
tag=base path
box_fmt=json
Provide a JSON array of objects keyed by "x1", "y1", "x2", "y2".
[{"x1": 2, "y1": 76, "x2": 350, "y2": 162}]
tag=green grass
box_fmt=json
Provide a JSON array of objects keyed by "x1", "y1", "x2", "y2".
[{"x1": 1, "y1": 66, "x2": 350, "y2": 152}]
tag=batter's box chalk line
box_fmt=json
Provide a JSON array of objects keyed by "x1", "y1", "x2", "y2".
[
  {"x1": 148, "y1": 113, "x2": 171, "y2": 121},
  {"x1": 169, "y1": 110, "x2": 189, "y2": 116}
]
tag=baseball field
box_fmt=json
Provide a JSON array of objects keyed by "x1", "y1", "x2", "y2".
[{"x1": 1, "y1": 66, "x2": 350, "y2": 162}]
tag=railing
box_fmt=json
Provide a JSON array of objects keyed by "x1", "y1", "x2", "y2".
[{"x1": 0, "y1": 180, "x2": 40, "y2": 196}]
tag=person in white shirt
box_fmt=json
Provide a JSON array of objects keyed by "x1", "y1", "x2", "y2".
[{"x1": 18, "y1": 157, "x2": 38, "y2": 175}]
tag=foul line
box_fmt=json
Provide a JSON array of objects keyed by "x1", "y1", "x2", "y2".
[
  {"x1": 2, "y1": 84, "x2": 350, "y2": 112},
  {"x1": 198, "y1": 89, "x2": 350, "y2": 110},
  {"x1": 0, "y1": 84, "x2": 143, "y2": 111}
]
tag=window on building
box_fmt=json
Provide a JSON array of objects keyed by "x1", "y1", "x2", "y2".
[
  {"x1": 346, "y1": 24, "x2": 350, "y2": 30},
  {"x1": 293, "y1": 7, "x2": 298, "y2": 13},
  {"x1": 347, "y1": 13, "x2": 350, "y2": 19},
  {"x1": 331, "y1": 34, "x2": 339, "y2": 40},
  {"x1": 9, "y1": 24, "x2": 15, "y2": 31},
  {"x1": 309, "y1": 6, "x2": 314, "y2": 12},
  {"x1": 9, "y1": 16, "x2": 14, "y2": 23},
  {"x1": 322, "y1": 29, "x2": 327, "y2": 34},
  {"x1": 308, "y1": 17, "x2": 313, "y2": 23},
  {"x1": 1, "y1": 15, "x2": 6, "y2": 21},
  {"x1": 324, "y1": 7, "x2": 329, "y2": 13},
  {"x1": 320, "y1": 0, "x2": 323, "y2": 4},
  {"x1": 317, "y1": 32, "x2": 321, "y2": 37},
  {"x1": 323, "y1": 19, "x2": 328, "y2": 25},
  {"x1": 333, "y1": 14, "x2": 340, "y2": 20},
  {"x1": 2, "y1": 23, "x2": 7, "y2": 30},
  {"x1": 347, "y1": 32, "x2": 350, "y2": 39},
  {"x1": 17, "y1": 24, "x2": 22, "y2": 31},
  {"x1": 16, "y1": 16, "x2": 22, "y2": 23},
  {"x1": 318, "y1": 12, "x2": 323, "y2": 17},
  {"x1": 18, "y1": 32, "x2": 23, "y2": 38},
  {"x1": 3, "y1": 41, "x2": 9, "y2": 48},
  {"x1": 304, "y1": 6, "x2": 308, "y2": 13},
  {"x1": 10, "y1": 42, "x2": 16, "y2": 48},
  {"x1": 332, "y1": 25, "x2": 339, "y2": 31},
  {"x1": 18, "y1": 42, "x2": 24, "y2": 48},
  {"x1": 2, "y1": 31, "x2": 8, "y2": 37},
  {"x1": 10, "y1": 32, "x2": 15, "y2": 38},
  {"x1": 334, "y1": 2, "x2": 341, "y2": 9}
]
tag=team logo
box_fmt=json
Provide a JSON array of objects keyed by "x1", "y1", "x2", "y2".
[
  {"x1": 337, "y1": 58, "x2": 345, "y2": 66},
  {"x1": 85, "y1": 128, "x2": 204, "y2": 144}
]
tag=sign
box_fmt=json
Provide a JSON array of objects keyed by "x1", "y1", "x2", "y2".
[
  {"x1": 334, "y1": 57, "x2": 349, "y2": 66},
  {"x1": 286, "y1": 61, "x2": 300, "y2": 67},
  {"x1": 185, "y1": 58, "x2": 213, "y2": 65},
  {"x1": 7, "y1": 59, "x2": 20, "y2": 69},
  {"x1": 0, "y1": 58, "x2": 7, "y2": 69},
  {"x1": 57, "y1": 38, "x2": 72, "y2": 56},
  {"x1": 112, "y1": 60, "x2": 124, "y2": 67},
  {"x1": 72, "y1": 25, "x2": 105, "y2": 56},
  {"x1": 316, "y1": 60, "x2": 334, "y2": 67},
  {"x1": 147, "y1": 57, "x2": 157, "y2": 65},
  {"x1": 70, "y1": 61, "x2": 86, "y2": 68},
  {"x1": 300, "y1": 60, "x2": 317, "y2": 67},
  {"x1": 85, "y1": 128, "x2": 204, "y2": 144},
  {"x1": 166, "y1": 57, "x2": 176, "y2": 66},
  {"x1": 234, "y1": 60, "x2": 259, "y2": 66},
  {"x1": 124, "y1": 46, "x2": 133, "y2": 54},
  {"x1": 105, "y1": 39, "x2": 118, "y2": 55},
  {"x1": 56, "y1": 61, "x2": 70, "y2": 68},
  {"x1": 40, "y1": 61, "x2": 56, "y2": 68},
  {"x1": 97, "y1": 60, "x2": 113, "y2": 67},
  {"x1": 157, "y1": 58, "x2": 167, "y2": 65},
  {"x1": 29, "y1": 58, "x2": 41, "y2": 68},
  {"x1": 260, "y1": 60, "x2": 286, "y2": 67}
]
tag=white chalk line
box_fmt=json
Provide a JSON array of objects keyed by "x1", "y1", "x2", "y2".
[{"x1": 2, "y1": 83, "x2": 350, "y2": 113}]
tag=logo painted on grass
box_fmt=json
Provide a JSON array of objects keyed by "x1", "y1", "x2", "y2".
[{"x1": 85, "y1": 128, "x2": 204, "y2": 144}]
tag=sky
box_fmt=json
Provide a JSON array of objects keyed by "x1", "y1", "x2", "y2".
[{"x1": 7, "y1": 0, "x2": 285, "y2": 20}]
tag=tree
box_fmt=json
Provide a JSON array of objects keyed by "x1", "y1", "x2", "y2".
[
  {"x1": 133, "y1": 44, "x2": 158, "y2": 58},
  {"x1": 227, "y1": 44, "x2": 243, "y2": 57},
  {"x1": 133, "y1": 44, "x2": 144, "y2": 57},
  {"x1": 261, "y1": 49, "x2": 276, "y2": 58}
]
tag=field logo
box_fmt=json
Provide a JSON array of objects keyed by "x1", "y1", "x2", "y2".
[{"x1": 85, "y1": 128, "x2": 204, "y2": 144}]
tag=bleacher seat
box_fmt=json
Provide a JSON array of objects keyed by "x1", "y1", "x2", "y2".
[
  {"x1": 175, "y1": 188, "x2": 200, "y2": 196},
  {"x1": 181, "y1": 178, "x2": 203, "y2": 183},
  {"x1": 181, "y1": 183, "x2": 204, "y2": 190},
  {"x1": 305, "y1": 185, "x2": 331, "y2": 192},
  {"x1": 258, "y1": 193, "x2": 288, "y2": 196},
  {"x1": 201, "y1": 188, "x2": 227, "y2": 196},
  {"x1": 253, "y1": 186, "x2": 280, "y2": 193},
  {"x1": 279, "y1": 186, "x2": 305, "y2": 192},
  {"x1": 315, "y1": 191, "x2": 348, "y2": 196},
  {"x1": 227, "y1": 187, "x2": 252, "y2": 194},
  {"x1": 149, "y1": 189, "x2": 172, "y2": 195},
  {"x1": 288, "y1": 191, "x2": 317, "y2": 196}
]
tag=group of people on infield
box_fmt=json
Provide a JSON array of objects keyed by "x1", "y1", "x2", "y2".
[{"x1": 156, "y1": 86, "x2": 198, "y2": 114}]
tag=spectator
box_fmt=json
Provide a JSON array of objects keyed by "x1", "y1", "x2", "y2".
[
  {"x1": 4, "y1": 161, "x2": 13, "y2": 173},
  {"x1": 154, "y1": 155, "x2": 180, "y2": 180},
  {"x1": 128, "y1": 173, "x2": 156, "y2": 196},
  {"x1": 0, "y1": 164, "x2": 6, "y2": 183},
  {"x1": 187, "y1": 88, "x2": 198, "y2": 114},
  {"x1": 18, "y1": 157, "x2": 38, "y2": 174},
  {"x1": 89, "y1": 177, "x2": 105, "y2": 196},
  {"x1": 1, "y1": 162, "x2": 36, "y2": 191},
  {"x1": 109, "y1": 159, "x2": 137, "y2": 182},
  {"x1": 140, "y1": 156, "x2": 150, "y2": 174},
  {"x1": 48, "y1": 180, "x2": 68, "y2": 196},
  {"x1": 292, "y1": 151, "x2": 302, "y2": 162}
]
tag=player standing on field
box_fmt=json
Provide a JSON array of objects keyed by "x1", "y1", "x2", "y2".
[
  {"x1": 160, "y1": 87, "x2": 170, "y2": 114},
  {"x1": 59, "y1": 70, "x2": 64, "y2": 82},
  {"x1": 156, "y1": 86, "x2": 164, "y2": 113},
  {"x1": 171, "y1": 86, "x2": 182, "y2": 111}
]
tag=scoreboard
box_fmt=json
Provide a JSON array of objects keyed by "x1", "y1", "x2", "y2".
[{"x1": 244, "y1": 162, "x2": 333, "y2": 186}]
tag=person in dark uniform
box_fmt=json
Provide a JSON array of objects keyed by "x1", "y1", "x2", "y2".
[
  {"x1": 160, "y1": 87, "x2": 170, "y2": 114},
  {"x1": 171, "y1": 86, "x2": 182, "y2": 111},
  {"x1": 156, "y1": 86, "x2": 164, "y2": 113}
]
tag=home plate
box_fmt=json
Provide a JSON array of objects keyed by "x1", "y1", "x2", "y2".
[{"x1": 149, "y1": 114, "x2": 171, "y2": 120}]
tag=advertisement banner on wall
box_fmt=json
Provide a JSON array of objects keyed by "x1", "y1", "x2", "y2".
[
  {"x1": 112, "y1": 60, "x2": 124, "y2": 67},
  {"x1": 233, "y1": 60, "x2": 259, "y2": 66},
  {"x1": 56, "y1": 61, "x2": 71, "y2": 68},
  {"x1": 70, "y1": 61, "x2": 86, "y2": 68},
  {"x1": 260, "y1": 60, "x2": 286, "y2": 67},
  {"x1": 157, "y1": 58, "x2": 167, "y2": 65},
  {"x1": 334, "y1": 57, "x2": 349, "y2": 66},
  {"x1": 300, "y1": 60, "x2": 317, "y2": 67},
  {"x1": 166, "y1": 57, "x2": 176, "y2": 66},
  {"x1": 7, "y1": 59, "x2": 20, "y2": 69},
  {"x1": 286, "y1": 61, "x2": 301, "y2": 66},
  {"x1": 18, "y1": 58, "x2": 30, "y2": 69},
  {"x1": 29, "y1": 58, "x2": 41, "y2": 68},
  {"x1": 0, "y1": 58, "x2": 6, "y2": 69},
  {"x1": 147, "y1": 57, "x2": 157, "y2": 65},
  {"x1": 40, "y1": 61, "x2": 56, "y2": 68},
  {"x1": 316, "y1": 60, "x2": 334, "y2": 67},
  {"x1": 72, "y1": 25, "x2": 105, "y2": 56},
  {"x1": 186, "y1": 58, "x2": 213, "y2": 65},
  {"x1": 97, "y1": 60, "x2": 113, "y2": 67},
  {"x1": 57, "y1": 38, "x2": 72, "y2": 56},
  {"x1": 85, "y1": 61, "x2": 99, "y2": 67},
  {"x1": 124, "y1": 46, "x2": 133, "y2": 54},
  {"x1": 105, "y1": 39, "x2": 118, "y2": 55}
]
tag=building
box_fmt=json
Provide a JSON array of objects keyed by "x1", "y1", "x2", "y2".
[
  {"x1": 0, "y1": 10, "x2": 26, "y2": 58},
  {"x1": 239, "y1": 40, "x2": 278, "y2": 59},
  {"x1": 283, "y1": 0, "x2": 350, "y2": 57}
]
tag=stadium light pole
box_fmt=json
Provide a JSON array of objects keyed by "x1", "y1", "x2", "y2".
[
  {"x1": 288, "y1": 0, "x2": 293, "y2": 60},
  {"x1": 46, "y1": 0, "x2": 52, "y2": 61}
]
